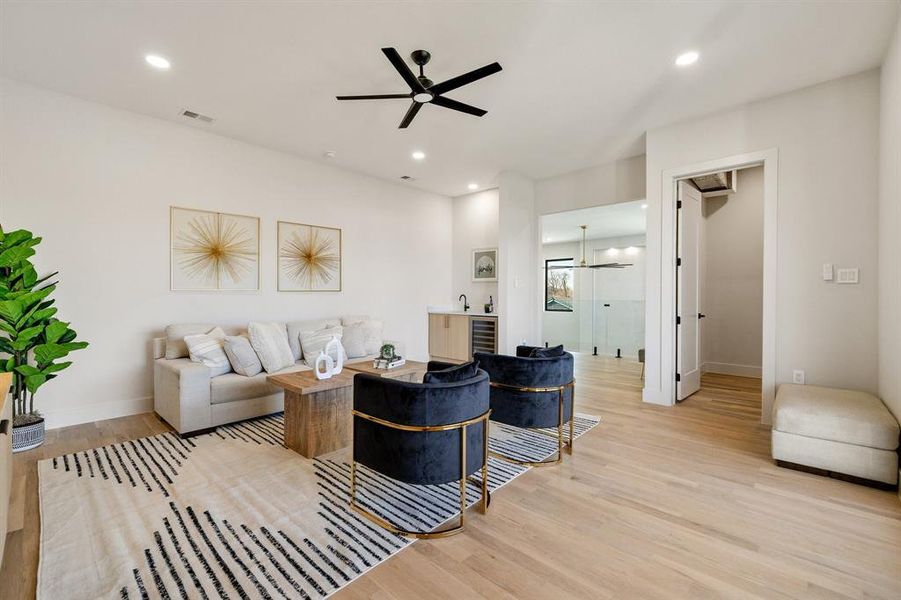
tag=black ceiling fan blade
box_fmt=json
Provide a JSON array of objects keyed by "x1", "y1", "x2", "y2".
[
  {"x1": 429, "y1": 62, "x2": 502, "y2": 96},
  {"x1": 398, "y1": 102, "x2": 422, "y2": 128},
  {"x1": 336, "y1": 94, "x2": 411, "y2": 100},
  {"x1": 430, "y1": 95, "x2": 487, "y2": 117},
  {"x1": 382, "y1": 47, "x2": 425, "y2": 92}
]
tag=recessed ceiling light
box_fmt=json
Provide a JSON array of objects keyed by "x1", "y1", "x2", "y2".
[
  {"x1": 467, "y1": 183, "x2": 479, "y2": 191},
  {"x1": 145, "y1": 54, "x2": 171, "y2": 70},
  {"x1": 323, "y1": 151, "x2": 336, "y2": 159},
  {"x1": 675, "y1": 51, "x2": 699, "y2": 67},
  {"x1": 411, "y1": 151, "x2": 426, "y2": 161},
  {"x1": 641, "y1": 203, "x2": 648, "y2": 209}
]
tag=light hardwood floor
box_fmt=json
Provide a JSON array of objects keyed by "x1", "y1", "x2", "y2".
[{"x1": 3, "y1": 355, "x2": 900, "y2": 599}]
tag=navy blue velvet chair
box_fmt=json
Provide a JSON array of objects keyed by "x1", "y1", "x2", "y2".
[
  {"x1": 474, "y1": 346, "x2": 575, "y2": 466},
  {"x1": 350, "y1": 361, "x2": 491, "y2": 538}
]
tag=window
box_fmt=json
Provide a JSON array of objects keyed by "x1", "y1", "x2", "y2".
[{"x1": 545, "y1": 258, "x2": 574, "y2": 312}]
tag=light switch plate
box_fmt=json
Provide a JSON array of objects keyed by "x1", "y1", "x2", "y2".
[
  {"x1": 836, "y1": 268, "x2": 859, "y2": 284},
  {"x1": 792, "y1": 370, "x2": 805, "y2": 385},
  {"x1": 822, "y1": 263, "x2": 833, "y2": 281}
]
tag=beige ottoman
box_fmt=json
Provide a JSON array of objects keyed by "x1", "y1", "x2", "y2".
[{"x1": 772, "y1": 384, "x2": 899, "y2": 485}]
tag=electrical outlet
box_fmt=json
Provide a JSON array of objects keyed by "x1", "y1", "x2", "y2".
[{"x1": 792, "y1": 370, "x2": 805, "y2": 385}]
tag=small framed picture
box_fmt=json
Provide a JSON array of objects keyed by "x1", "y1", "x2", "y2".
[{"x1": 472, "y1": 247, "x2": 498, "y2": 282}]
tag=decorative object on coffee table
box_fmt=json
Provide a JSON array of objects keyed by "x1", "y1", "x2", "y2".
[
  {"x1": 170, "y1": 207, "x2": 260, "y2": 291},
  {"x1": 345, "y1": 359, "x2": 428, "y2": 383},
  {"x1": 472, "y1": 247, "x2": 497, "y2": 282},
  {"x1": 266, "y1": 369, "x2": 355, "y2": 457},
  {"x1": 0, "y1": 226, "x2": 89, "y2": 452},
  {"x1": 278, "y1": 220, "x2": 342, "y2": 291}
]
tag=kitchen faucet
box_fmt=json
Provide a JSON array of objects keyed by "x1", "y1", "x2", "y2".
[{"x1": 459, "y1": 294, "x2": 470, "y2": 312}]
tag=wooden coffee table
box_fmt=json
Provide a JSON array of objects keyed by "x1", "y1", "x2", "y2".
[
  {"x1": 267, "y1": 369, "x2": 356, "y2": 458},
  {"x1": 344, "y1": 359, "x2": 429, "y2": 383}
]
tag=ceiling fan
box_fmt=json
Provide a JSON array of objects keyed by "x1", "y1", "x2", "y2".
[
  {"x1": 336, "y1": 48, "x2": 502, "y2": 129},
  {"x1": 546, "y1": 226, "x2": 633, "y2": 270}
]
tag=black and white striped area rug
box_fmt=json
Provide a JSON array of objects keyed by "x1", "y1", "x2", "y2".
[{"x1": 38, "y1": 413, "x2": 599, "y2": 599}]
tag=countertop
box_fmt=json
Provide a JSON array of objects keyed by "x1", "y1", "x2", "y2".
[{"x1": 428, "y1": 309, "x2": 499, "y2": 317}]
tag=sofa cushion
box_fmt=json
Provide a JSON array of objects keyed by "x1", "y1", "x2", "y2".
[
  {"x1": 423, "y1": 361, "x2": 480, "y2": 384},
  {"x1": 248, "y1": 322, "x2": 294, "y2": 373},
  {"x1": 342, "y1": 320, "x2": 384, "y2": 358},
  {"x1": 773, "y1": 384, "x2": 900, "y2": 450},
  {"x1": 530, "y1": 344, "x2": 565, "y2": 358},
  {"x1": 223, "y1": 335, "x2": 263, "y2": 377},
  {"x1": 286, "y1": 319, "x2": 341, "y2": 360},
  {"x1": 165, "y1": 323, "x2": 216, "y2": 359},
  {"x1": 210, "y1": 362, "x2": 310, "y2": 405},
  {"x1": 184, "y1": 327, "x2": 232, "y2": 377},
  {"x1": 299, "y1": 325, "x2": 347, "y2": 367}
]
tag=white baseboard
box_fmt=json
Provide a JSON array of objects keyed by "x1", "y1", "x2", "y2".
[
  {"x1": 702, "y1": 362, "x2": 762, "y2": 378},
  {"x1": 43, "y1": 395, "x2": 153, "y2": 430}
]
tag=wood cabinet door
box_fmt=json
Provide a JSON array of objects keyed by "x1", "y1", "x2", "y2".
[
  {"x1": 446, "y1": 315, "x2": 472, "y2": 361},
  {"x1": 428, "y1": 313, "x2": 448, "y2": 358}
]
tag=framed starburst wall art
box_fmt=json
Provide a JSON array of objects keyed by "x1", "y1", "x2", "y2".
[
  {"x1": 277, "y1": 221, "x2": 342, "y2": 292},
  {"x1": 170, "y1": 207, "x2": 260, "y2": 291}
]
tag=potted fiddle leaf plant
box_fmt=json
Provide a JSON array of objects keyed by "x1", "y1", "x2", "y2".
[{"x1": 0, "y1": 226, "x2": 88, "y2": 452}]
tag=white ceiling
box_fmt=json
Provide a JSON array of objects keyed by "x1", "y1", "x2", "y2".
[
  {"x1": 541, "y1": 200, "x2": 647, "y2": 244},
  {"x1": 1, "y1": 1, "x2": 897, "y2": 197}
]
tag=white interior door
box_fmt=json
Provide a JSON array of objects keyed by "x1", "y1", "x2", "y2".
[{"x1": 677, "y1": 180, "x2": 702, "y2": 400}]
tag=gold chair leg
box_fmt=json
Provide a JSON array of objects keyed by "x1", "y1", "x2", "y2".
[
  {"x1": 481, "y1": 418, "x2": 489, "y2": 514},
  {"x1": 568, "y1": 384, "x2": 575, "y2": 455}
]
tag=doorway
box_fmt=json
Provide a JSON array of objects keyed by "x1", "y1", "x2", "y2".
[
  {"x1": 539, "y1": 201, "x2": 647, "y2": 368},
  {"x1": 676, "y1": 166, "x2": 765, "y2": 408}
]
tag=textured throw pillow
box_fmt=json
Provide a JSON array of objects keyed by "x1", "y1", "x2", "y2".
[
  {"x1": 530, "y1": 345, "x2": 565, "y2": 358},
  {"x1": 423, "y1": 361, "x2": 480, "y2": 384},
  {"x1": 342, "y1": 320, "x2": 384, "y2": 358},
  {"x1": 183, "y1": 327, "x2": 231, "y2": 376},
  {"x1": 286, "y1": 319, "x2": 340, "y2": 361},
  {"x1": 248, "y1": 322, "x2": 295, "y2": 373},
  {"x1": 165, "y1": 323, "x2": 216, "y2": 359},
  {"x1": 222, "y1": 335, "x2": 263, "y2": 377},
  {"x1": 299, "y1": 325, "x2": 347, "y2": 367}
]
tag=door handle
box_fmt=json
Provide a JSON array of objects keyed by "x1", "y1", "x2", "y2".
[{"x1": 698, "y1": 313, "x2": 706, "y2": 319}]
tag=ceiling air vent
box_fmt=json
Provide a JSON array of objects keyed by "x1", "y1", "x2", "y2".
[
  {"x1": 690, "y1": 169, "x2": 737, "y2": 197},
  {"x1": 181, "y1": 109, "x2": 215, "y2": 123}
]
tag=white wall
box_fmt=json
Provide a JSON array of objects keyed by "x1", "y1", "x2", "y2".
[
  {"x1": 451, "y1": 189, "x2": 498, "y2": 311},
  {"x1": 497, "y1": 172, "x2": 537, "y2": 353},
  {"x1": 701, "y1": 166, "x2": 764, "y2": 378},
  {"x1": 535, "y1": 154, "x2": 646, "y2": 216},
  {"x1": 645, "y1": 70, "x2": 880, "y2": 421},
  {"x1": 879, "y1": 14, "x2": 901, "y2": 423},
  {"x1": 0, "y1": 79, "x2": 453, "y2": 429}
]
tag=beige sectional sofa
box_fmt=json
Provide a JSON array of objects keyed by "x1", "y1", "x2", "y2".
[{"x1": 153, "y1": 317, "x2": 403, "y2": 435}]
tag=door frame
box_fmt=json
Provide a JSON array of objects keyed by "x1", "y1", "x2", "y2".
[{"x1": 658, "y1": 149, "x2": 778, "y2": 423}]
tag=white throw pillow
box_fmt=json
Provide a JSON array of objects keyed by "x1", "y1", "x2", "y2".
[
  {"x1": 248, "y1": 322, "x2": 295, "y2": 373},
  {"x1": 300, "y1": 325, "x2": 347, "y2": 367},
  {"x1": 361, "y1": 319, "x2": 384, "y2": 356},
  {"x1": 222, "y1": 335, "x2": 263, "y2": 377},
  {"x1": 343, "y1": 320, "x2": 384, "y2": 358},
  {"x1": 340, "y1": 315, "x2": 369, "y2": 326},
  {"x1": 183, "y1": 326, "x2": 232, "y2": 377}
]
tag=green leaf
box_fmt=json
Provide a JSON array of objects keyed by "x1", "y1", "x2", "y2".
[
  {"x1": 0, "y1": 245, "x2": 35, "y2": 268},
  {"x1": 15, "y1": 324, "x2": 44, "y2": 344},
  {"x1": 0, "y1": 300, "x2": 23, "y2": 323},
  {"x1": 32, "y1": 343, "x2": 69, "y2": 364},
  {"x1": 15, "y1": 364, "x2": 41, "y2": 377},
  {"x1": 3, "y1": 358, "x2": 14, "y2": 372},
  {"x1": 1, "y1": 229, "x2": 33, "y2": 248},
  {"x1": 62, "y1": 341, "x2": 88, "y2": 352},
  {"x1": 44, "y1": 320, "x2": 69, "y2": 344},
  {"x1": 29, "y1": 307, "x2": 57, "y2": 322},
  {"x1": 44, "y1": 361, "x2": 72, "y2": 374},
  {"x1": 24, "y1": 373, "x2": 47, "y2": 394}
]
